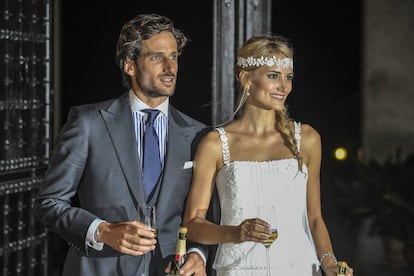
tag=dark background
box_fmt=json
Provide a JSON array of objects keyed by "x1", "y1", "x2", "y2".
[
  {"x1": 60, "y1": 0, "x2": 361, "y2": 163},
  {"x1": 53, "y1": 0, "x2": 361, "y2": 273},
  {"x1": 60, "y1": 1, "x2": 214, "y2": 126}
]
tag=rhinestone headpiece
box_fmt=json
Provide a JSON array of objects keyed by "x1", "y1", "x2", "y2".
[{"x1": 236, "y1": 56, "x2": 293, "y2": 69}]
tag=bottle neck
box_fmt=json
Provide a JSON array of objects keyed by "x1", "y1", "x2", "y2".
[{"x1": 175, "y1": 234, "x2": 186, "y2": 255}]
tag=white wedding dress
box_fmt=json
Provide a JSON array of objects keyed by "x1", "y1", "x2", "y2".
[{"x1": 213, "y1": 123, "x2": 322, "y2": 276}]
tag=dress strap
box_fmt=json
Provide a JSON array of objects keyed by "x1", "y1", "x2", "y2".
[
  {"x1": 294, "y1": 121, "x2": 302, "y2": 152},
  {"x1": 216, "y1": 127, "x2": 231, "y2": 165}
]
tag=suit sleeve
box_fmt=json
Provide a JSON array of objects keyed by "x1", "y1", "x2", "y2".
[{"x1": 34, "y1": 106, "x2": 98, "y2": 254}]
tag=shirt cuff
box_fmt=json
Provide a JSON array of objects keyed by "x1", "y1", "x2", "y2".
[
  {"x1": 187, "y1": 247, "x2": 207, "y2": 266},
  {"x1": 86, "y1": 218, "x2": 106, "y2": 251}
]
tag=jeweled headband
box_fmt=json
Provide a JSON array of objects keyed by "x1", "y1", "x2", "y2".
[{"x1": 236, "y1": 56, "x2": 293, "y2": 69}]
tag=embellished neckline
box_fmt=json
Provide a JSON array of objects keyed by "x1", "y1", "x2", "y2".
[
  {"x1": 227, "y1": 157, "x2": 297, "y2": 164},
  {"x1": 217, "y1": 158, "x2": 307, "y2": 176}
]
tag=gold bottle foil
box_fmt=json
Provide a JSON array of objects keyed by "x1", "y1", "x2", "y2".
[{"x1": 337, "y1": 261, "x2": 347, "y2": 275}]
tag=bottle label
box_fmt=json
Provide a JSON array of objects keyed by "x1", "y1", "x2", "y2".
[{"x1": 169, "y1": 227, "x2": 187, "y2": 275}]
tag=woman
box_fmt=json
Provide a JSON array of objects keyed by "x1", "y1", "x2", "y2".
[{"x1": 183, "y1": 35, "x2": 353, "y2": 276}]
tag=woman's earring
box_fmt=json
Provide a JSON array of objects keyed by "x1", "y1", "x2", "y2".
[{"x1": 246, "y1": 92, "x2": 251, "y2": 96}]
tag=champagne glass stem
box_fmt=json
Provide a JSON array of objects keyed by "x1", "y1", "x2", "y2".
[
  {"x1": 138, "y1": 204, "x2": 156, "y2": 276},
  {"x1": 266, "y1": 247, "x2": 270, "y2": 276},
  {"x1": 143, "y1": 252, "x2": 147, "y2": 276}
]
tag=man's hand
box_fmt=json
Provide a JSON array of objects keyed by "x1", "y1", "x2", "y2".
[
  {"x1": 164, "y1": 252, "x2": 206, "y2": 276},
  {"x1": 98, "y1": 221, "x2": 156, "y2": 255}
]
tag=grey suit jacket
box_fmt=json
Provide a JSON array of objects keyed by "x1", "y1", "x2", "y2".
[{"x1": 34, "y1": 93, "x2": 210, "y2": 276}]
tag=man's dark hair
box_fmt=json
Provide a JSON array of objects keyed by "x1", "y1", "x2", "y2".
[{"x1": 116, "y1": 13, "x2": 188, "y2": 89}]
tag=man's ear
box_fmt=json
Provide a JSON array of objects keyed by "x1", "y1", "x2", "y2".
[{"x1": 123, "y1": 59, "x2": 136, "y2": 76}]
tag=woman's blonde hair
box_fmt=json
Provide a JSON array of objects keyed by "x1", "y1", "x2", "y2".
[{"x1": 225, "y1": 34, "x2": 303, "y2": 170}]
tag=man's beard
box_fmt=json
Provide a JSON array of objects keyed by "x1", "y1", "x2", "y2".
[{"x1": 136, "y1": 75, "x2": 176, "y2": 98}]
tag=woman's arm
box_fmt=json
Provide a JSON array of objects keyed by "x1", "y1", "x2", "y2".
[
  {"x1": 183, "y1": 131, "x2": 237, "y2": 244},
  {"x1": 183, "y1": 131, "x2": 269, "y2": 245},
  {"x1": 302, "y1": 124, "x2": 338, "y2": 273}
]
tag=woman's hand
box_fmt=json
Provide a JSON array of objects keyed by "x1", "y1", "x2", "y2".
[{"x1": 237, "y1": 218, "x2": 270, "y2": 243}]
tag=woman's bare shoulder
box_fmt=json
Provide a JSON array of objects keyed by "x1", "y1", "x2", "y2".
[
  {"x1": 198, "y1": 128, "x2": 223, "y2": 150},
  {"x1": 299, "y1": 123, "x2": 321, "y2": 149}
]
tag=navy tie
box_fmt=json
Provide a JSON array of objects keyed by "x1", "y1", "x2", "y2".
[{"x1": 142, "y1": 109, "x2": 162, "y2": 199}]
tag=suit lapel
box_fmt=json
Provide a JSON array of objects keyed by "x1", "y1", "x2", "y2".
[
  {"x1": 100, "y1": 94, "x2": 146, "y2": 206},
  {"x1": 100, "y1": 98, "x2": 196, "y2": 211},
  {"x1": 156, "y1": 107, "x2": 194, "y2": 211}
]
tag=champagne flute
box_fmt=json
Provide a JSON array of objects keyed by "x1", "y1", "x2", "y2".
[
  {"x1": 259, "y1": 206, "x2": 278, "y2": 276},
  {"x1": 138, "y1": 204, "x2": 157, "y2": 276}
]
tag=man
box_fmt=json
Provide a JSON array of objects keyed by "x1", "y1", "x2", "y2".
[{"x1": 34, "y1": 13, "x2": 209, "y2": 276}]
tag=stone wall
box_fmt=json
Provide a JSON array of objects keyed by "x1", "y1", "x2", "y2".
[
  {"x1": 357, "y1": 1, "x2": 414, "y2": 275},
  {"x1": 362, "y1": 0, "x2": 414, "y2": 162}
]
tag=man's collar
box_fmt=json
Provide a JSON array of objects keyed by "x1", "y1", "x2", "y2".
[{"x1": 128, "y1": 90, "x2": 169, "y2": 116}]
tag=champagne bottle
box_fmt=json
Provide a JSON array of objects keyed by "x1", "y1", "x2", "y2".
[
  {"x1": 337, "y1": 261, "x2": 347, "y2": 275},
  {"x1": 169, "y1": 226, "x2": 188, "y2": 275}
]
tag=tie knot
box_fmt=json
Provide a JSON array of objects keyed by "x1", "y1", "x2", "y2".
[{"x1": 142, "y1": 109, "x2": 160, "y2": 126}]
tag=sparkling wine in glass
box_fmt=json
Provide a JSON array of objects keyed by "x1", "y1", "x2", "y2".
[
  {"x1": 259, "y1": 206, "x2": 278, "y2": 276},
  {"x1": 138, "y1": 204, "x2": 157, "y2": 276},
  {"x1": 263, "y1": 228, "x2": 278, "y2": 248}
]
